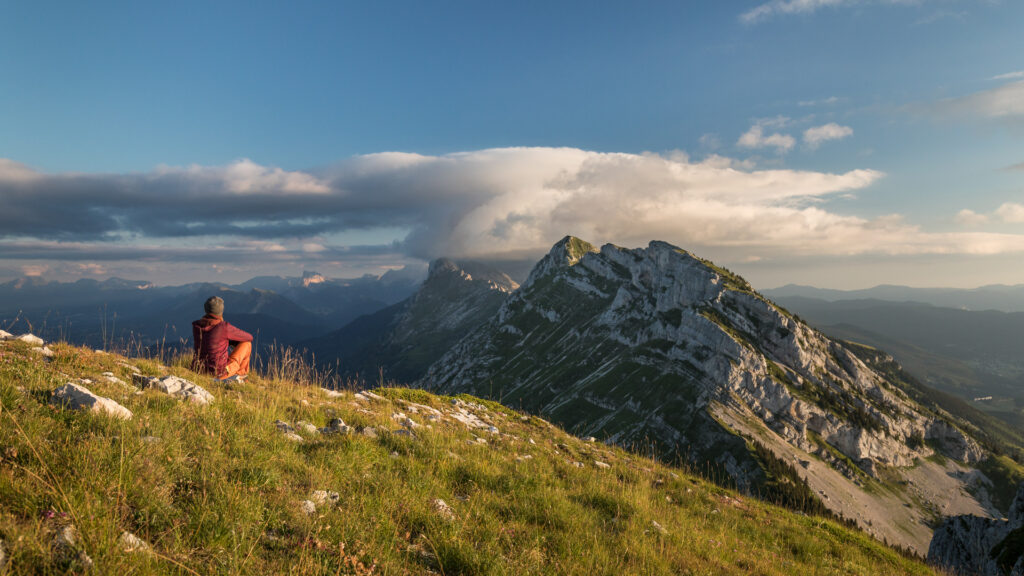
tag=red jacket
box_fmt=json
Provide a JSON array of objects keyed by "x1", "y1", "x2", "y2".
[{"x1": 191, "y1": 314, "x2": 253, "y2": 374}]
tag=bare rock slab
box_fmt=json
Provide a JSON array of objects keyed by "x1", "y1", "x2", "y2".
[
  {"x1": 135, "y1": 374, "x2": 213, "y2": 405},
  {"x1": 15, "y1": 333, "x2": 44, "y2": 346},
  {"x1": 51, "y1": 383, "x2": 132, "y2": 420},
  {"x1": 118, "y1": 531, "x2": 150, "y2": 553}
]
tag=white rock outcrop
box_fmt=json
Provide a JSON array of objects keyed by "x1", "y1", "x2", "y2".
[
  {"x1": 51, "y1": 383, "x2": 133, "y2": 420},
  {"x1": 15, "y1": 333, "x2": 44, "y2": 346},
  {"x1": 432, "y1": 498, "x2": 455, "y2": 521},
  {"x1": 134, "y1": 375, "x2": 213, "y2": 405},
  {"x1": 118, "y1": 531, "x2": 150, "y2": 553}
]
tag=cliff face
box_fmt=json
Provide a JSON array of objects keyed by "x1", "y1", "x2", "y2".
[
  {"x1": 929, "y1": 483, "x2": 1024, "y2": 576},
  {"x1": 421, "y1": 236, "x2": 995, "y2": 552}
]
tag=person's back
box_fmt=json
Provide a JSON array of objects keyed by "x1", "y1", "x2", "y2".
[{"x1": 192, "y1": 296, "x2": 253, "y2": 380}]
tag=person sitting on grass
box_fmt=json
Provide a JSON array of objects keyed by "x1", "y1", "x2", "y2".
[{"x1": 191, "y1": 296, "x2": 253, "y2": 382}]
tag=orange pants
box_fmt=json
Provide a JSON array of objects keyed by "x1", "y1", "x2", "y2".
[{"x1": 220, "y1": 341, "x2": 251, "y2": 378}]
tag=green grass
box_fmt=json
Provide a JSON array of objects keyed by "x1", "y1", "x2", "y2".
[
  {"x1": 0, "y1": 340, "x2": 936, "y2": 575},
  {"x1": 977, "y1": 455, "x2": 1024, "y2": 514}
]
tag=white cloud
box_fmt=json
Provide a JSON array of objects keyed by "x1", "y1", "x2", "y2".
[
  {"x1": 10, "y1": 147, "x2": 1024, "y2": 269},
  {"x1": 741, "y1": 0, "x2": 849, "y2": 23},
  {"x1": 955, "y1": 204, "x2": 1024, "y2": 226},
  {"x1": 798, "y1": 96, "x2": 841, "y2": 107},
  {"x1": 936, "y1": 80, "x2": 1024, "y2": 120},
  {"x1": 955, "y1": 209, "x2": 989, "y2": 226},
  {"x1": 741, "y1": 0, "x2": 968, "y2": 24},
  {"x1": 0, "y1": 159, "x2": 43, "y2": 183},
  {"x1": 803, "y1": 123, "x2": 854, "y2": 148},
  {"x1": 738, "y1": 120, "x2": 796, "y2": 154},
  {"x1": 157, "y1": 158, "x2": 330, "y2": 194},
  {"x1": 992, "y1": 71, "x2": 1024, "y2": 81},
  {"x1": 996, "y1": 203, "x2": 1024, "y2": 223}
]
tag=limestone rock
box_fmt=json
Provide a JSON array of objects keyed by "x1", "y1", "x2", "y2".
[
  {"x1": 311, "y1": 490, "x2": 340, "y2": 507},
  {"x1": 299, "y1": 500, "x2": 317, "y2": 515},
  {"x1": 118, "y1": 531, "x2": 150, "y2": 553},
  {"x1": 0, "y1": 330, "x2": 13, "y2": 340},
  {"x1": 297, "y1": 421, "x2": 319, "y2": 434},
  {"x1": 15, "y1": 333, "x2": 44, "y2": 346},
  {"x1": 118, "y1": 362, "x2": 141, "y2": 374},
  {"x1": 432, "y1": 498, "x2": 455, "y2": 521},
  {"x1": 101, "y1": 372, "x2": 131, "y2": 388},
  {"x1": 53, "y1": 525, "x2": 92, "y2": 569},
  {"x1": 0, "y1": 537, "x2": 7, "y2": 571},
  {"x1": 30, "y1": 346, "x2": 54, "y2": 358},
  {"x1": 320, "y1": 418, "x2": 352, "y2": 435},
  {"x1": 51, "y1": 383, "x2": 132, "y2": 420},
  {"x1": 135, "y1": 375, "x2": 213, "y2": 404}
]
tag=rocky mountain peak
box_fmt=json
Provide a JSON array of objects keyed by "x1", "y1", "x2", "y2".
[
  {"x1": 427, "y1": 258, "x2": 463, "y2": 279},
  {"x1": 422, "y1": 235, "x2": 996, "y2": 553},
  {"x1": 426, "y1": 258, "x2": 518, "y2": 294},
  {"x1": 301, "y1": 271, "x2": 326, "y2": 287},
  {"x1": 525, "y1": 235, "x2": 599, "y2": 285}
]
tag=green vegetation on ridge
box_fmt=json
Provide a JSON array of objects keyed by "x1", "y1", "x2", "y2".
[{"x1": 0, "y1": 340, "x2": 935, "y2": 575}]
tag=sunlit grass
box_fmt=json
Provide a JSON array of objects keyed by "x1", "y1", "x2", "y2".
[{"x1": 0, "y1": 340, "x2": 935, "y2": 574}]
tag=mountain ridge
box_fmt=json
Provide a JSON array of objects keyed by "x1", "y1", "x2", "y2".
[{"x1": 413, "y1": 235, "x2": 1016, "y2": 553}]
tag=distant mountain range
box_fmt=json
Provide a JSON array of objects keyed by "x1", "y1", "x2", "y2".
[
  {"x1": 0, "y1": 267, "x2": 425, "y2": 352},
  {"x1": 766, "y1": 296, "x2": 1024, "y2": 432},
  {"x1": 303, "y1": 258, "x2": 517, "y2": 384},
  {"x1": 765, "y1": 283, "x2": 1024, "y2": 312}
]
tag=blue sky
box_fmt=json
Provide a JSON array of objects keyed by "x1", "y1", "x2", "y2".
[{"x1": 1, "y1": 0, "x2": 1023, "y2": 288}]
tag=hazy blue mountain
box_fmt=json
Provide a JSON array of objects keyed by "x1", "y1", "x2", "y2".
[
  {"x1": 304, "y1": 258, "x2": 517, "y2": 385},
  {"x1": 0, "y1": 268, "x2": 424, "y2": 351},
  {"x1": 765, "y1": 284, "x2": 1024, "y2": 312}
]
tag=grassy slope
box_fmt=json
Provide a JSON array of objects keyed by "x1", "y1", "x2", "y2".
[{"x1": 0, "y1": 340, "x2": 934, "y2": 575}]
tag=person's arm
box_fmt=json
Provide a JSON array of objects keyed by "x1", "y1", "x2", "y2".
[{"x1": 223, "y1": 322, "x2": 253, "y2": 343}]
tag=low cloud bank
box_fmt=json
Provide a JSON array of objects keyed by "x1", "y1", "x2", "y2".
[{"x1": 3, "y1": 147, "x2": 1024, "y2": 274}]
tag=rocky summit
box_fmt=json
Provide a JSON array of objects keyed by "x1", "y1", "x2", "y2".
[{"x1": 420, "y1": 236, "x2": 1005, "y2": 553}]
